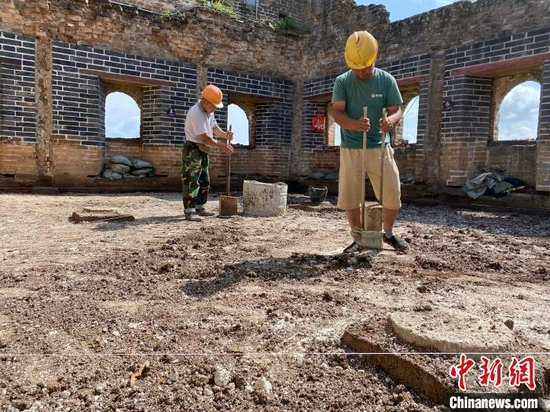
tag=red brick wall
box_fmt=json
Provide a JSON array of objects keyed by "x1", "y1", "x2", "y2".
[{"x1": 0, "y1": 142, "x2": 37, "y2": 181}]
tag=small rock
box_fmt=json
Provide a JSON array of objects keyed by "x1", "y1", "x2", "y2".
[
  {"x1": 504, "y1": 319, "x2": 514, "y2": 330},
  {"x1": 254, "y1": 377, "x2": 272, "y2": 397},
  {"x1": 203, "y1": 386, "x2": 214, "y2": 397},
  {"x1": 45, "y1": 380, "x2": 60, "y2": 393},
  {"x1": 214, "y1": 365, "x2": 231, "y2": 387},
  {"x1": 94, "y1": 382, "x2": 108, "y2": 394}
]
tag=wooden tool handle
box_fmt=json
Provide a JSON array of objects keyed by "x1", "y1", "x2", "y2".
[
  {"x1": 380, "y1": 109, "x2": 387, "y2": 208},
  {"x1": 361, "y1": 107, "x2": 368, "y2": 229},
  {"x1": 226, "y1": 125, "x2": 232, "y2": 196}
]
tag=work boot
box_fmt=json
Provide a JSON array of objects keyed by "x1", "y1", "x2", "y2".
[
  {"x1": 383, "y1": 234, "x2": 408, "y2": 251},
  {"x1": 185, "y1": 213, "x2": 203, "y2": 222},
  {"x1": 343, "y1": 241, "x2": 362, "y2": 254}
]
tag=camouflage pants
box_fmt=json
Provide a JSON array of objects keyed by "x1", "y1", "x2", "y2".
[{"x1": 181, "y1": 142, "x2": 210, "y2": 213}]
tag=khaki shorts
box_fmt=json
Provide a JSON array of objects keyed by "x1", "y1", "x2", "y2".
[{"x1": 337, "y1": 146, "x2": 402, "y2": 211}]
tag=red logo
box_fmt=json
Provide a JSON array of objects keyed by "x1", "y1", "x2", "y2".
[
  {"x1": 450, "y1": 355, "x2": 536, "y2": 391},
  {"x1": 312, "y1": 113, "x2": 326, "y2": 133}
]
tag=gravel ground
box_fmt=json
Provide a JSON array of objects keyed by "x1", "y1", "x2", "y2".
[{"x1": 0, "y1": 192, "x2": 549, "y2": 411}]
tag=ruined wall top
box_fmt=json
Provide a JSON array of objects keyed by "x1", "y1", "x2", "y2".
[
  {"x1": 304, "y1": 0, "x2": 550, "y2": 78},
  {"x1": 1, "y1": 0, "x2": 548, "y2": 82}
]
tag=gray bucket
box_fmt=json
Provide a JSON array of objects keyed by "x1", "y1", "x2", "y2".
[{"x1": 308, "y1": 186, "x2": 328, "y2": 203}]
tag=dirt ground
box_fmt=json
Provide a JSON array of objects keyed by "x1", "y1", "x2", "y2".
[{"x1": 0, "y1": 191, "x2": 549, "y2": 411}]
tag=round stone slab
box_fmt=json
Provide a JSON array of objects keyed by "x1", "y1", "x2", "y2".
[{"x1": 389, "y1": 309, "x2": 514, "y2": 353}]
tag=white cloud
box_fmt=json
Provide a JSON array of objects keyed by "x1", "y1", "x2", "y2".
[
  {"x1": 403, "y1": 96, "x2": 419, "y2": 143},
  {"x1": 498, "y1": 81, "x2": 540, "y2": 141},
  {"x1": 105, "y1": 92, "x2": 140, "y2": 138},
  {"x1": 228, "y1": 104, "x2": 249, "y2": 145}
]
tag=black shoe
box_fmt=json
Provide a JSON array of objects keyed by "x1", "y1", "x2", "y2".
[
  {"x1": 343, "y1": 241, "x2": 362, "y2": 254},
  {"x1": 383, "y1": 235, "x2": 408, "y2": 250},
  {"x1": 197, "y1": 210, "x2": 216, "y2": 217}
]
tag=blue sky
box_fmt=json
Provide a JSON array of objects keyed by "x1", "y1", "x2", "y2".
[
  {"x1": 356, "y1": 0, "x2": 466, "y2": 22},
  {"x1": 107, "y1": 0, "x2": 541, "y2": 144}
]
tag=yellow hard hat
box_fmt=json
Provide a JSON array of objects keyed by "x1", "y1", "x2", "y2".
[
  {"x1": 202, "y1": 85, "x2": 224, "y2": 108},
  {"x1": 345, "y1": 31, "x2": 378, "y2": 69}
]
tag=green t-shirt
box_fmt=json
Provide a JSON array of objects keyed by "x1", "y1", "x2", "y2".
[{"x1": 332, "y1": 68, "x2": 403, "y2": 148}]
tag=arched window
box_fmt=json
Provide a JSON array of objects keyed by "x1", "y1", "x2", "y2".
[
  {"x1": 228, "y1": 103, "x2": 249, "y2": 145},
  {"x1": 402, "y1": 95, "x2": 419, "y2": 144},
  {"x1": 326, "y1": 102, "x2": 340, "y2": 147},
  {"x1": 333, "y1": 123, "x2": 341, "y2": 146},
  {"x1": 497, "y1": 81, "x2": 540, "y2": 141},
  {"x1": 105, "y1": 92, "x2": 140, "y2": 138}
]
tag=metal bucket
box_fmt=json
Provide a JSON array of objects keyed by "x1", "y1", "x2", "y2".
[{"x1": 308, "y1": 186, "x2": 328, "y2": 203}]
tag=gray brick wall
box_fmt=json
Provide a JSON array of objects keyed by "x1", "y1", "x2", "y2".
[
  {"x1": 52, "y1": 41, "x2": 197, "y2": 146},
  {"x1": 536, "y1": 61, "x2": 550, "y2": 190},
  {"x1": 302, "y1": 100, "x2": 327, "y2": 151},
  {"x1": 414, "y1": 81, "x2": 429, "y2": 180},
  {"x1": 207, "y1": 68, "x2": 294, "y2": 148},
  {"x1": 0, "y1": 31, "x2": 36, "y2": 142},
  {"x1": 441, "y1": 76, "x2": 493, "y2": 137},
  {"x1": 378, "y1": 54, "x2": 432, "y2": 81},
  {"x1": 445, "y1": 28, "x2": 550, "y2": 72},
  {"x1": 303, "y1": 74, "x2": 335, "y2": 100},
  {"x1": 441, "y1": 75, "x2": 493, "y2": 184}
]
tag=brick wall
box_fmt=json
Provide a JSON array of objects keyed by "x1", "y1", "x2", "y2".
[
  {"x1": 1, "y1": 0, "x2": 549, "y2": 204},
  {"x1": 302, "y1": 100, "x2": 327, "y2": 152},
  {"x1": 537, "y1": 61, "x2": 550, "y2": 191},
  {"x1": 228, "y1": 0, "x2": 303, "y2": 26},
  {"x1": 414, "y1": 81, "x2": 429, "y2": 182},
  {"x1": 0, "y1": 32, "x2": 36, "y2": 142},
  {"x1": 47, "y1": 40, "x2": 197, "y2": 184},
  {"x1": 0, "y1": 142, "x2": 37, "y2": 181},
  {"x1": 52, "y1": 41, "x2": 196, "y2": 144},
  {"x1": 440, "y1": 75, "x2": 493, "y2": 186},
  {"x1": 444, "y1": 29, "x2": 550, "y2": 73},
  {"x1": 487, "y1": 142, "x2": 537, "y2": 186},
  {"x1": 0, "y1": 31, "x2": 37, "y2": 182},
  {"x1": 49, "y1": 138, "x2": 103, "y2": 186},
  {"x1": 441, "y1": 26, "x2": 550, "y2": 187},
  {"x1": 207, "y1": 68, "x2": 294, "y2": 180}
]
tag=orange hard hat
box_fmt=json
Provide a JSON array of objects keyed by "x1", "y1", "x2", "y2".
[{"x1": 202, "y1": 85, "x2": 224, "y2": 108}]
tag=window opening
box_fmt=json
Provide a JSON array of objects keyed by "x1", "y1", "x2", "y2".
[
  {"x1": 497, "y1": 81, "x2": 540, "y2": 141},
  {"x1": 326, "y1": 103, "x2": 340, "y2": 147},
  {"x1": 228, "y1": 103, "x2": 249, "y2": 145},
  {"x1": 333, "y1": 124, "x2": 341, "y2": 146},
  {"x1": 402, "y1": 95, "x2": 419, "y2": 144},
  {"x1": 105, "y1": 91, "x2": 140, "y2": 138}
]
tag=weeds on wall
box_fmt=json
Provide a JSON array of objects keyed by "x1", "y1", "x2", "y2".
[
  {"x1": 159, "y1": 10, "x2": 187, "y2": 23},
  {"x1": 202, "y1": 0, "x2": 239, "y2": 19},
  {"x1": 270, "y1": 16, "x2": 310, "y2": 34}
]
